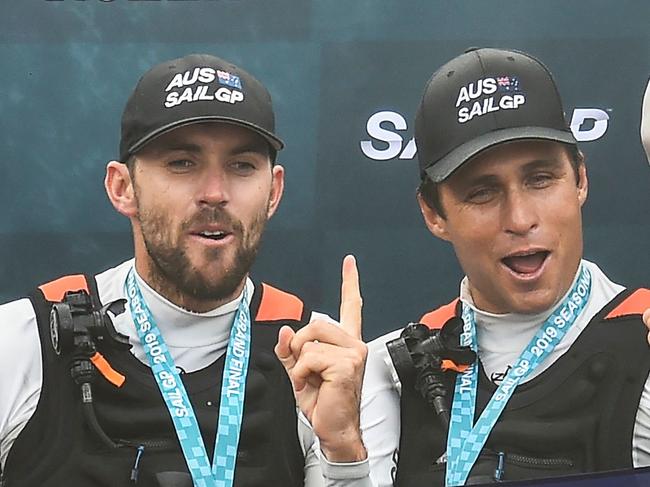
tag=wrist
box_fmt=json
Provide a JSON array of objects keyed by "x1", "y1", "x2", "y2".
[{"x1": 320, "y1": 431, "x2": 367, "y2": 463}]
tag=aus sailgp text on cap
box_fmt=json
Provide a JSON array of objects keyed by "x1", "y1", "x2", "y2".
[
  {"x1": 456, "y1": 76, "x2": 525, "y2": 124},
  {"x1": 165, "y1": 66, "x2": 244, "y2": 108}
]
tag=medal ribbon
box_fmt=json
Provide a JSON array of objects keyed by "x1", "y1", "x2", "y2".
[
  {"x1": 126, "y1": 269, "x2": 252, "y2": 487},
  {"x1": 445, "y1": 265, "x2": 592, "y2": 486}
]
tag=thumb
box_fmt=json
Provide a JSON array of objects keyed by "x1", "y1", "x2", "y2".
[{"x1": 274, "y1": 325, "x2": 297, "y2": 372}]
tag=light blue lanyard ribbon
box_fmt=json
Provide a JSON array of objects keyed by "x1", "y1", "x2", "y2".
[
  {"x1": 125, "y1": 269, "x2": 252, "y2": 487},
  {"x1": 445, "y1": 265, "x2": 592, "y2": 486}
]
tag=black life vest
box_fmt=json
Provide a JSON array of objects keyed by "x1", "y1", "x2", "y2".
[
  {"x1": 3, "y1": 273, "x2": 311, "y2": 487},
  {"x1": 394, "y1": 288, "x2": 650, "y2": 486}
]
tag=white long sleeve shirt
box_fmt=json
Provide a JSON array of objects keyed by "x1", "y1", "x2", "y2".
[
  {"x1": 3, "y1": 259, "x2": 649, "y2": 486},
  {"x1": 0, "y1": 259, "x2": 359, "y2": 486}
]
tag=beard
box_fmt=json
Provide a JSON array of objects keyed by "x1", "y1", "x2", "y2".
[{"x1": 136, "y1": 202, "x2": 268, "y2": 310}]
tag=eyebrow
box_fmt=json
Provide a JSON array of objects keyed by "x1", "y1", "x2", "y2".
[
  {"x1": 454, "y1": 158, "x2": 565, "y2": 190},
  {"x1": 157, "y1": 142, "x2": 203, "y2": 154},
  {"x1": 229, "y1": 142, "x2": 271, "y2": 157},
  {"x1": 460, "y1": 173, "x2": 500, "y2": 189},
  {"x1": 520, "y1": 158, "x2": 564, "y2": 173}
]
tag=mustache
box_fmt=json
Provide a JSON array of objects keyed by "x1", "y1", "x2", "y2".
[{"x1": 182, "y1": 207, "x2": 244, "y2": 234}]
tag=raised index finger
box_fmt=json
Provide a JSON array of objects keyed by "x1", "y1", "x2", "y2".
[{"x1": 340, "y1": 254, "x2": 363, "y2": 339}]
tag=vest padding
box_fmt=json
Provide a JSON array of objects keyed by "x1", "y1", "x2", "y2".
[
  {"x1": 4, "y1": 279, "x2": 309, "y2": 487},
  {"x1": 395, "y1": 288, "x2": 650, "y2": 486}
]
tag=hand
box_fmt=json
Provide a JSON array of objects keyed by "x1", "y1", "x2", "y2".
[
  {"x1": 643, "y1": 308, "x2": 650, "y2": 345},
  {"x1": 275, "y1": 255, "x2": 368, "y2": 462}
]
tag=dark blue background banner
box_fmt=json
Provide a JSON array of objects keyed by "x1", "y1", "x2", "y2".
[{"x1": 1, "y1": 1, "x2": 649, "y2": 339}]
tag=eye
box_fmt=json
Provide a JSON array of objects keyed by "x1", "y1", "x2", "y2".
[
  {"x1": 527, "y1": 172, "x2": 554, "y2": 188},
  {"x1": 166, "y1": 159, "x2": 195, "y2": 172},
  {"x1": 229, "y1": 160, "x2": 258, "y2": 175},
  {"x1": 466, "y1": 187, "x2": 497, "y2": 204}
]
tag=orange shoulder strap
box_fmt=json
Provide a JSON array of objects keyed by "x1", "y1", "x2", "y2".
[
  {"x1": 419, "y1": 298, "x2": 460, "y2": 329},
  {"x1": 255, "y1": 283, "x2": 304, "y2": 322},
  {"x1": 38, "y1": 274, "x2": 89, "y2": 302},
  {"x1": 90, "y1": 352, "x2": 126, "y2": 388},
  {"x1": 605, "y1": 288, "x2": 650, "y2": 320},
  {"x1": 38, "y1": 274, "x2": 125, "y2": 388}
]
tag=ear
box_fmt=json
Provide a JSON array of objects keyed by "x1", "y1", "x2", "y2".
[
  {"x1": 417, "y1": 192, "x2": 451, "y2": 242},
  {"x1": 105, "y1": 161, "x2": 138, "y2": 218},
  {"x1": 267, "y1": 164, "x2": 285, "y2": 218},
  {"x1": 576, "y1": 155, "x2": 588, "y2": 208}
]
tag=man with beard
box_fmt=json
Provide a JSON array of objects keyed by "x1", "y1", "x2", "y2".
[
  {"x1": 277, "y1": 48, "x2": 650, "y2": 487},
  {"x1": 0, "y1": 54, "x2": 366, "y2": 487}
]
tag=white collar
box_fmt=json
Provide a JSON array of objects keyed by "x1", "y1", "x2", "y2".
[{"x1": 131, "y1": 268, "x2": 254, "y2": 348}]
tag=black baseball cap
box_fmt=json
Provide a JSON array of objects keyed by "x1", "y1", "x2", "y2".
[
  {"x1": 415, "y1": 47, "x2": 577, "y2": 182},
  {"x1": 119, "y1": 53, "x2": 284, "y2": 162}
]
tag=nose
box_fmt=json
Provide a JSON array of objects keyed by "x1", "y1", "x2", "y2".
[
  {"x1": 197, "y1": 167, "x2": 229, "y2": 207},
  {"x1": 502, "y1": 188, "x2": 539, "y2": 236}
]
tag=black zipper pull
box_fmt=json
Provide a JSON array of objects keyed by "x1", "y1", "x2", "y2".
[
  {"x1": 494, "y1": 451, "x2": 506, "y2": 482},
  {"x1": 130, "y1": 445, "x2": 145, "y2": 483}
]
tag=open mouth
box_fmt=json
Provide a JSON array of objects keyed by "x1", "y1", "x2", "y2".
[
  {"x1": 501, "y1": 250, "x2": 550, "y2": 276},
  {"x1": 194, "y1": 230, "x2": 231, "y2": 242}
]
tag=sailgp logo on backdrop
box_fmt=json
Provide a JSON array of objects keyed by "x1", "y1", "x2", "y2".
[{"x1": 360, "y1": 108, "x2": 611, "y2": 161}]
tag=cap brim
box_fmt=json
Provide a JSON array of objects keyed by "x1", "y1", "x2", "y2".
[
  {"x1": 125, "y1": 116, "x2": 284, "y2": 160},
  {"x1": 423, "y1": 127, "x2": 577, "y2": 183}
]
